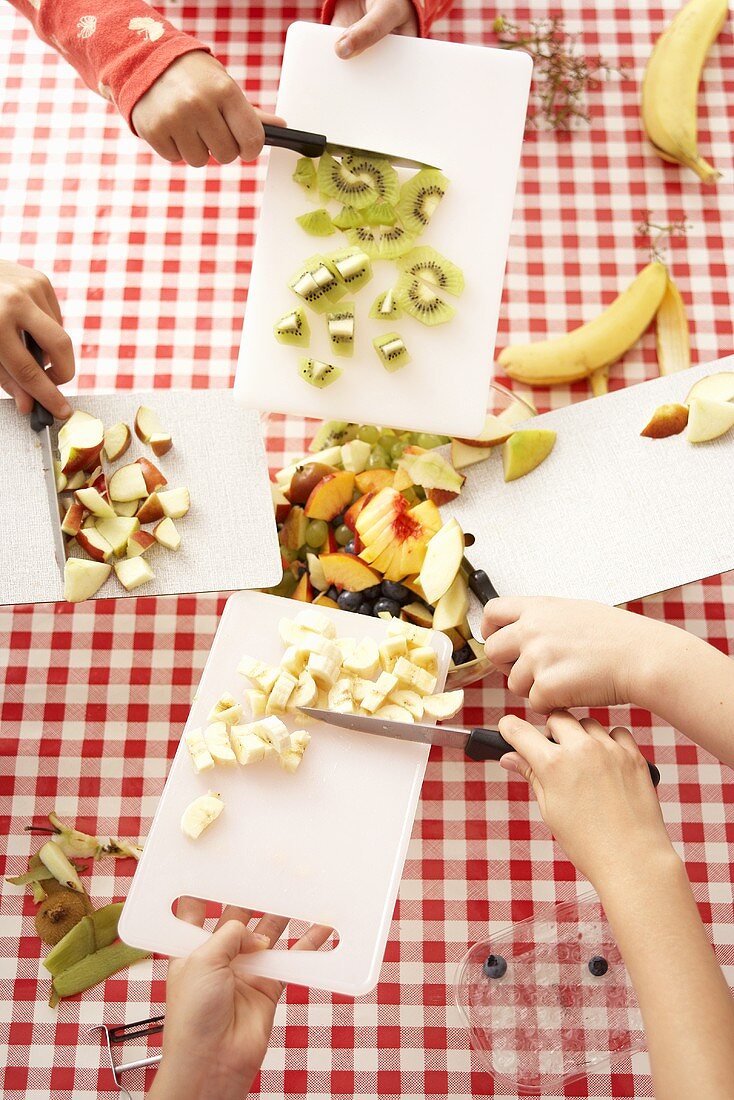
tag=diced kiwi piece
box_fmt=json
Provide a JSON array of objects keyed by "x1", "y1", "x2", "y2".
[
  {"x1": 394, "y1": 273, "x2": 455, "y2": 326},
  {"x1": 362, "y1": 201, "x2": 398, "y2": 226},
  {"x1": 317, "y1": 152, "x2": 378, "y2": 209},
  {"x1": 328, "y1": 246, "x2": 373, "y2": 293},
  {"x1": 369, "y1": 289, "x2": 403, "y2": 320},
  {"x1": 397, "y1": 246, "x2": 464, "y2": 296},
  {"x1": 332, "y1": 205, "x2": 364, "y2": 230},
  {"x1": 289, "y1": 255, "x2": 345, "y2": 314},
  {"x1": 299, "y1": 357, "x2": 343, "y2": 389},
  {"x1": 296, "y1": 209, "x2": 335, "y2": 236},
  {"x1": 274, "y1": 307, "x2": 311, "y2": 347},
  {"x1": 373, "y1": 332, "x2": 410, "y2": 372},
  {"x1": 341, "y1": 153, "x2": 399, "y2": 204},
  {"x1": 293, "y1": 157, "x2": 317, "y2": 194},
  {"x1": 309, "y1": 421, "x2": 357, "y2": 450},
  {"x1": 327, "y1": 302, "x2": 355, "y2": 358},
  {"x1": 396, "y1": 168, "x2": 449, "y2": 235}
]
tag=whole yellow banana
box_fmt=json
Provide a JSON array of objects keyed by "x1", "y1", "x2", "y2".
[
  {"x1": 498, "y1": 263, "x2": 668, "y2": 386},
  {"x1": 642, "y1": 0, "x2": 727, "y2": 184}
]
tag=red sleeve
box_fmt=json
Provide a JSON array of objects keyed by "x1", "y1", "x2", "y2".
[
  {"x1": 321, "y1": 0, "x2": 456, "y2": 38},
  {"x1": 7, "y1": 0, "x2": 212, "y2": 129}
]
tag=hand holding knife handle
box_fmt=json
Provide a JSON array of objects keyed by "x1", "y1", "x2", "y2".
[
  {"x1": 263, "y1": 124, "x2": 326, "y2": 158},
  {"x1": 24, "y1": 333, "x2": 54, "y2": 432},
  {"x1": 461, "y1": 555, "x2": 498, "y2": 605}
]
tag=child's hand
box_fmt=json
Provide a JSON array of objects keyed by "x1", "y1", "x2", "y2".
[
  {"x1": 482, "y1": 596, "x2": 670, "y2": 713},
  {"x1": 0, "y1": 261, "x2": 74, "y2": 419},
  {"x1": 331, "y1": 0, "x2": 418, "y2": 59},
  {"x1": 131, "y1": 52, "x2": 286, "y2": 167},
  {"x1": 498, "y1": 711, "x2": 671, "y2": 891}
]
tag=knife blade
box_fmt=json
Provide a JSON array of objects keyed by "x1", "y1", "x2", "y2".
[
  {"x1": 25, "y1": 334, "x2": 66, "y2": 578},
  {"x1": 262, "y1": 124, "x2": 437, "y2": 171},
  {"x1": 299, "y1": 707, "x2": 661, "y2": 787}
]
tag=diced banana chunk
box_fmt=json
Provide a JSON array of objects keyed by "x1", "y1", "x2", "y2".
[
  {"x1": 292, "y1": 669, "x2": 318, "y2": 709},
  {"x1": 204, "y1": 721, "x2": 237, "y2": 765},
  {"x1": 307, "y1": 650, "x2": 342, "y2": 689},
  {"x1": 350, "y1": 676, "x2": 375, "y2": 704},
  {"x1": 409, "y1": 646, "x2": 438, "y2": 676},
  {"x1": 342, "y1": 637, "x2": 380, "y2": 679},
  {"x1": 281, "y1": 645, "x2": 309, "y2": 676},
  {"x1": 293, "y1": 608, "x2": 337, "y2": 639},
  {"x1": 389, "y1": 688, "x2": 424, "y2": 720},
  {"x1": 230, "y1": 727, "x2": 272, "y2": 766},
  {"x1": 245, "y1": 689, "x2": 267, "y2": 718},
  {"x1": 207, "y1": 692, "x2": 244, "y2": 726},
  {"x1": 393, "y1": 656, "x2": 436, "y2": 696},
  {"x1": 372, "y1": 704, "x2": 414, "y2": 723},
  {"x1": 237, "y1": 656, "x2": 279, "y2": 693},
  {"x1": 247, "y1": 715, "x2": 291, "y2": 754},
  {"x1": 181, "y1": 792, "x2": 224, "y2": 839},
  {"x1": 184, "y1": 726, "x2": 215, "y2": 773},
  {"x1": 327, "y1": 677, "x2": 354, "y2": 714},
  {"x1": 387, "y1": 619, "x2": 433, "y2": 647},
  {"x1": 279, "y1": 729, "x2": 311, "y2": 773},
  {"x1": 422, "y1": 690, "x2": 464, "y2": 720},
  {"x1": 335, "y1": 637, "x2": 357, "y2": 660},
  {"x1": 378, "y1": 635, "x2": 408, "y2": 672},
  {"x1": 266, "y1": 671, "x2": 298, "y2": 714},
  {"x1": 362, "y1": 671, "x2": 399, "y2": 714}
]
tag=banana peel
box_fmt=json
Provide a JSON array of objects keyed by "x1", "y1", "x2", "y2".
[{"x1": 656, "y1": 276, "x2": 691, "y2": 375}]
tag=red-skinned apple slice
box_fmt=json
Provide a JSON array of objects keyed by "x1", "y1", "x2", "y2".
[
  {"x1": 158, "y1": 487, "x2": 190, "y2": 519},
  {"x1": 149, "y1": 433, "x2": 173, "y2": 457},
  {"x1": 136, "y1": 493, "x2": 164, "y2": 524},
  {"x1": 59, "y1": 411, "x2": 104, "y2": 475},
  {"x1": 419, "y1": 518, "x2": 464, "y2": 604},
  {"x1": 401, "y1": 602, "x2": 434, "y2": 629},
  {"x1": 86, "y1": 467, "x2": 109, "y2": 501},
  {"x1": 114, "y1": 556, "x2": 154, "y2": 591},
  {"x1": 453, "y1": 413, "x2": 514, "y2": 449},
  {"x1": 54, "y1": 462, "x2": 67, "y2": 494},
  {"x1": 432, "y1": 572, "x2": 469, "y2": 632},
  {"x1": 103, "y1": 421, "x2": 132, "y2": 462},
  {"x1": 134, "y1": 406, "x2": 167, "y2": 444},
  {"x1": 640, "y1": 403, "x2": 689, "y2": 438},
  {"x1": 63, "y1": 558, "x2": 111, "y2": 603},
  {"x1": 344, "y1": 492, "x2": 374, "y2": 532},
  {"x1": 109, "y1": 463, "x2": 147, "y2": 502},
  {"x1": 61, "y1": 500, "x2": 85, "y2": 537},
  {"x1": 65, "y1": 470, "x2": 86, "y2": 491},
  {"x1": 319, "y1": 553, "x2": 381, "y2": 592},
  {"x1": 115, "y1": 500, "x2": 139, "y2": 518},
  {"x1": 127, "y1": 531, "x2": 156, "y2": 558},
  {"x1": 74, "y1": 487, "x2": 116, "y2": 519},
  {"x1": 76, "y1": 526, "x2": 113, "y2": 563},
  {"x1": 304, "y1": 470, "x2": 355, "y2": 521},
  {"x1": 137, "y1": 457, "x2": 167, "y2": 493},
  {"x1": 451, "y1": 439, "x2": 492, "y2": 470},
  {"x1": 397, "y1": 450, "x2": 465, "y2": 495},
  {"x1": 95, "y1": 516, "x2": 140, "y2": 557},
  {"x1": 153, "y1": 517, "x2": 180, "y2": 550}
]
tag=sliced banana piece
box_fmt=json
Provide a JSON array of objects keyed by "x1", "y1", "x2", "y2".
[
  {"x1": 293, "y1": 608, "x2": 337, "y2": 638},
  {"x1": 389, "y1": 688, "x2": 424, "y2": 720},
  {"x1": 328, "y1": 677, "x2": 354, "y2": 714},
  {"x1": 307, "y1": 650, "x2": 342, "y2": 689},
  {"x1": 362, "y1": 671, "x2": 399, "y2": 714},
  {"x1": 343, "y1": 637, "x2": 380, "y2": 678},
  {"x1": 266, "y1": 671, "x2": 298, "y2": 714},
  {"x1": 293, "y1": 669, "x2": 318, "y2": 709},
  {"x1": 237, "y1": 656, "x2": 280, "y2": 693},
  {"x1": 184, "y1": 726, "x2": 215, "y2": 773},
  {"x1": 422, "y1": 690, "x2": 464, "y2": 720},
  {"x1": 393, "y1": 656, "x2": 437, "y2": 696},
  {"x1": 387, "y1": 619, "x2": 433, "y2": 647},
  {"x1": 281, "y1": 645, "x2": 310, "y2": 676},
  {"x1": 181, "y1": 792, "x2": 224, "y2": 839},
  {"x1": 207, "y1": 692, "x2": 244, "y2": 725},
  {"x1": 245, "y1": 689, "x2": 268, "y2": 718},
  {"x1": 378, "y1": 635, "x2": 408, "y2": 672},
  {"x1": 373, "y1": 704, "x2": 414, "y2": 723},
  {"x1": 279, "y1": 729, "x2": 312, "y2": 773},
  {"x1": 408, "y1": 646, "x2": 438, "y2": 676},
  {"x1": 204, "y1": 721, "x2": 237, "y2": 766},
  {"x1": 230, "y1": 725, "x2": 272, "y2": 766}
]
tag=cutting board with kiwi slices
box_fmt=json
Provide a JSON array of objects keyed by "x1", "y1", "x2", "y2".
[
  {"x1": 441, "y1": 358, "x2": 734, "y2": 635},
  {"x1": 0, "y1": 391, "x2": 281, "y2": 605},
  {"x1": 235, "y1": 22, "x2": 532, "y2": 437}
]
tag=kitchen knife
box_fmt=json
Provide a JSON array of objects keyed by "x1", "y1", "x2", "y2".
[
  {"x1": 263, "y1": 124, "x2": 436, "y2": 170},
  {"x1": 25, "y1": 334, "x2": 66, "y2": 578},
  {"x1": 300, "y1": 707, "x2": 662, "y2": 787}
]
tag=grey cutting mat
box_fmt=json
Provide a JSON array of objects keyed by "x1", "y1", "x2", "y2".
[
  {"x1": 441, "y1": 356, "x2": 734, "y2": 635},
  {"x1": 0, "y1": 390, "x2": 282, "y2": 605}
]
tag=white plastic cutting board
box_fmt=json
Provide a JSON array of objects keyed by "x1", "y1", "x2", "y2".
[
  {"x1": 440, "y1": 358, "x2": 734, "y2": 634},
  {"x1": 120, "y1": 591, "x2": 452, "y2": 996},
  {"x1": 235, "y1": 22, "x2": 531, "y2": 436},
  {"x1": 0, "y1": 391, "x2": 281, "y2": 605}
]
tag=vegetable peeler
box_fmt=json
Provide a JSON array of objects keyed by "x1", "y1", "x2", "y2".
[{"x1": 92, "y1": 1016, "x2": 164, "y2": 1099}]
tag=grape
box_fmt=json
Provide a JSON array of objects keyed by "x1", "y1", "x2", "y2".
[
  {"x1": 416, "y1": 432, "x2": 445, "y2": 450},
  {"x1": 268, "y1": 569, "x2": 298, "y2": 598},
  {"x1": 326, "y1": 585, "x2": 339, "y2": 601},
  {"x1": 357, "y1": 425, "x2": 380, "y2": 445},
  {"x1": 305, "y1": 519, "x2": 328, "y2": 548},
  {"x1": 280, "y1": 546, "x2": 298, "y2": 563},
  {"x1": 367, "y1": 447, "x2": 390, "y2": 469},
  {"x1": 390, "y1": 440, "x2": 407, "y2": 460},
  {"x1": 453, "y1": 643, "x2": 474, "y2": 665},
  {"x1": 335, "y1": 524, "x2": 352, "y2": 546},
  {"x1": 358, "y1": 601, "x2": 374, "y2": 615},
  {"x1": 363, "y1": 584, "x2": 382, "y2": 600},
  {"x1": 378, "y1": 432, "x2": 396, "y2": 450}
]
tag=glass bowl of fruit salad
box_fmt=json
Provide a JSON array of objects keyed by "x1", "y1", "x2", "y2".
[{"x1": 262, "y1": 383, "x2": 536, "y2": 689}]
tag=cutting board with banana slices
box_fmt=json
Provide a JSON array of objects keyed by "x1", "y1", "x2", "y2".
[
  {"x1": 234, "y1": 22, "x2": 531, "y2": 437},
  {"x1": 441, "y1": 358, "x2": 734, "y2": 635},
  {"x1": 119, "y1": 591, "x2": 452, "y2": 996}
]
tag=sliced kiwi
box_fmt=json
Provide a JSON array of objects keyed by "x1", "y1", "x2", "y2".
[
  {"x1": 327, "y1": 246, "x2": 373, "y2": 293},
  {"x1": 332, "y1": 205, "x2": 364, "y2": 230},
  {"x1": 289, "y1": 255, "x2": 345, "y2": 313},
  {"x1": 345, "y1": 223, "x2": 416, "y2": 261},
  {"x1": 299, "y1": 357, "x2": 343, "y2": 389},
  {"x1": 369, "y1": 289, "x2": 402, "y2": 320},
  {"x1": 296, "y1": 209, "x2": 335, "y2": 236},
  {"x1": 327, "y1": 302, "x2": 355, "y2": 358},
  {"x1": 397, "y1": 246, "x2": 464, "y2": 296},
  {"x1": 341, "y1": 154, "x2": 399, "y2": 204},
  {"x1": 373, "y1": 332, "x2": 410, "y2": 372},
  {"x1": 274, "y1": 306, "x2": 311, "y2": 347},
  {"x1": 293, "y1": 157, "x2": 317, "y2": 194},
  {"x1": 396, "y1": 168, "x2": 449, "y2": 235},
  {"x1": 362, "y1": 201, "x2": 398, "y2": 226},
  {"x1": 317, "y1": 152, "x2": 378, "y2": 209},
  {"x1": 394, "y1": 273, "x2": 455, "y2": 326}
]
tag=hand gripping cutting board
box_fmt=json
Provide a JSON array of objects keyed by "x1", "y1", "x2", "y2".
[
  {"x1": 441, "y1": 358, "x2": 734, "y2": 634},
  {"x1": 235, "y1": 22, "x2": 532, "y2": 437},
  {"x1": 0, "y1": 391, "x2": 281, "y2": 605},
  {"x1": 119, "y1": 591, "x2": 451, "y2": 996}
]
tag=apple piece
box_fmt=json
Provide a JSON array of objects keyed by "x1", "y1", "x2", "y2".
[
  {"x1": 340, "y1": 439, "x2": 372, "y2": 474},
  {"x1": 686, "y1": 398, "x2": 734, "y2": 444},
  {"x1": 59, "y1": 411, "x2": 104, "y2": 474},
  {"x1": 306, "y1": 552, "x2": 327, "y2": 592},
  {"x1": 153, "y1": 517, "x2": 181, "y2": 550},
  {"x1": 280, "y1": 505, "x2": 307, "y2": 551},
  {"x1": 61, "y1": 500, "x2": 85, "y2": 537},
  {"x1": 401, "y1": 602, "x2": 434, "y2": 629},
  {"x1": 304, "y1": 470, "x2": 355, "y2": 521},
  {"x1": 419, "y1": 518, "x2": 465, "y2": 604},
  {"x1": 137, "y1": 492, "x2": 164, "y2": 524},
  {"x1": 158, "y1": 487, "x2": 190, "y2": 519},
  {"x1": 114, "y1": 556, "x2": 154, "y2": 591},
  {"x1": 95, "y1": 516, "x2": 141, "y2": 557},
  {"x1": 355, "y1": 469, "x2": 395, "y2": 494},
  {"x1": 685, "y1": 371, "x2": 734, "y2": 405},
  {"x1": 427, "y1": 487, "x2": 461, "y2": 506},
  {"x1": 271, "y1": 481, "x2": 291, "y2": 523},
  {"x1": 451, "y1": 438, "x2": 493, "y2": 470},
  {"x1": 74, "y1": 487, "x2": 116, "y2": 519},
  {"x1": 640, "y1": 403, "x2": 689, "y2": 439},
  {"x1": 63, "y1": 558, "x2": 111, "y2": 603},
  {"x1": 285, "y1": 462, "x2": 340, "y2": 504},
  {"x1": 293, "y1": 573, "x2": 314, "y2": 602},
  {"x1": 502, "y1": 430, "x2": 557, "y2": 482},
  {"x1": 103, "y1": 421, "x2": 132, "y2": 462},
  {"x1": 86, "y1": 468, "x2": 109, "y2": 503},
  {"x1": 65, "y1": 470, "x2": 86, "y2": 491},
  {"x1": 453, "y1": 413, "x2": 513, "y2": 449},
  {"x1": 432, "y1": 572, "x2": 469, "y2": 632},
  {"x1": 109, "y1": 462, "x2": 148, "y2": 502},
  {"x1": 396, "y1": 449, "x2": 465, "y2": 495},
  {"x1": 137, "y1": 457, "x2": 167, "y2": 493},
  {"x1": 82, "y1": 514, "x2": 96, "y2": 529},
  {"x1": 76, "y1": 526, "x2": 113, "y2": 563},
  {"x1": 54, "y1": 461, "x2": 67, "y2": 494},
  {"x1": 115, "y1": 500, "x2": 139, "y2": 517},
  {"x1": 134, "y1": 405, "x2": 170, "y2": 446},
  {"x1": 150, "y1": 433, "x2": 173, "y2": 457},
  {"x1": 127, "y1": 530, "x2": 156, "y2": 558},
  {"x1": 320, "y1": 552, "x2": 381, "y2": 592},
  {"x1": 498, "y1": 395, "x2": 537, "y2": 422}
]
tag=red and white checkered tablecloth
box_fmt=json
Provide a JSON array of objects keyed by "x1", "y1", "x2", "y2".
[{"x1": 1, "y1": 3, "x2": 733, "y2": 1097}]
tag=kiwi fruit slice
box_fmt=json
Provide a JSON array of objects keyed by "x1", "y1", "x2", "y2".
[
  {"x1": 397, "y1": 246, "x2": 464, "y2": 296},
  {"x1": 344, "y1": 224, "x2": 416, "y2": 261},
  {"x1": 317, "y1": 152, "x2": 378, "y2": 209},
  {"x1": 369, "y1": 289, "x2": 402, "y2": 320},
  {"x1": 394, "y1": 273, "x2": 455, "y2": 326},
  {"x1": 274, "y1": 307, "x2": 311, "y2": 347},
  {"x1": 396, "y1": 168, "x2": 449, "y2": 235},
  {"x1": 362, "y1": 201, "x2": 398, "y2": 227},
  {"x1": 293, "y1": 157, "x2": 317, "y2": 194},
  {"x1": 341, "y1": 154, "x2": 399, "y2": 204},
  {"x1": 328, "y1": 246, "x2": 373, "y2": 293},
  {"x1": 299, "y1": 357, "x2": 343, "y2": 389},
  {"x1": 289, "y1": 255, "x2": 345, "y2": 313},
  {"x1": 333, "y1": 206, "x2": 364, "y2": 230},
  {"x1": 327, "y1": 302, "x2": 355, "y2": 358},
  {"x1": 373, "y1": 332, "x2": 410, "y2": 372},
  {"x1": 296, "y1": 209, "x2": 335, "y2": 236}
]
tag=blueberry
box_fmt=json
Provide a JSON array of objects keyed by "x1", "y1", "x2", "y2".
[
  {"x1": 358, "y1": 601, "x2": 374, "y2": 615},
  {"x1": 380, "y1": 580, "x2": 411, "y2": 604},
  {"x1": 333, "y1": 513, "x2": 345, "y2": 528},
  {"x1": 363, "y1": 584, "x2": 383, "y2": 601},
  {"x1": 344, "y1": 540, "x2": 356, "y2": 555},
  {"x1": 337, "y1": 590, "x2": 362, "y2": 612},
  {"x1": 482, "y1": 954, "x2": 507, "y2": 980},
  {"x1": 326, "y1": 585, "x2": 339, "y2": 602},
  {"x1": 588, "y1": 956, "x2": 609, "y2": 977},
  {"x1": 453, "y1": 643, "x2": 474, "y2": 666},
  {"x1": 373, "y1": 598, "x2": 400, "y2": 618}
]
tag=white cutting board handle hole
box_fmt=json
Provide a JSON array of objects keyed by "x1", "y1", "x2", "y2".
[{"x1": 171, "y1": 895, "x2": 341, "y2": 953}]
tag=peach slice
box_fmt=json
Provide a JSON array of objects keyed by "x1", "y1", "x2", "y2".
[
  {"x1": 355, "y1": 469, "x2": 395, "y2": 494},
  {"x1": 304, "y1": 470, "x2": 355, "y2": 521},
  {"x1": 281, "y1": 505, "x2": 307, "y2": 551},
  {"x1": 344, "y1": 492, "x2": 374, "y2": 532},
  {"x1": 63, "y1": 558, "x2": 111, "y2": 603},
  {"x1": 356, "y1": 488, "x2": 436, "y2": 582},
  {"x1": 293, "y1": 573, "x2": 314, "y2": 602},
  {"x1": 109, "y1": 462, "x2": 147, "y2": 502},
  {"x1": 320, "y1": 552, "x2": 381, "y2": 592},
  {"x1": 640, "y1": 403, "x2": 689, "y2": 438},
  {"x1": 103, "y1": 422, "x2": 131, "y2": 463}
]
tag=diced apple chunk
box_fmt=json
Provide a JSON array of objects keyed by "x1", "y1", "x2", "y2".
[
  {"x1": 153, "y1": 517, "x2": 181, "y2": 550},
  {"x1": 127, "y1": 531, "x2": 156, "y2": 558},
  {"x1": 63, "y1": 559, "x2": 111, "y2": 603},
  {"x1": 76, "y1": 527, "x2": 113, "y2": 563},
  {"x1": 95, "y1": 516, "x2": 140, "y2": 558},
  {"x1": 158, "y1": 488, "x2": 190, "y2": 519},
  {"x1": 114, "y1": 556, "x2": 154, "y2": 591},
  {"x1": 75, "y1": 487, "x2": 116, "y2": 519},
  {"x1": 103, "y1": 421, "x2": 131, "y2": 462},
  {"x1": 109, "y1": 462, "x2": 148, "y2": 502}
]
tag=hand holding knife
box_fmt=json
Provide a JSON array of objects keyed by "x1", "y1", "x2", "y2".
[{"x1": 25, "y1": 333, "x2": 67, "y2": 577}]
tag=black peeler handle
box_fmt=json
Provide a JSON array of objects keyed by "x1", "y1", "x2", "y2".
[
  {"x1": 263, "y1": 124, "x2": 327, "y2": 159},
  {"x1": 465, "y1": 726, "x2": 661, "y2": 787},
  {"x1": 24, "y1": 333, "x2": 54, "y2": 432}
]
